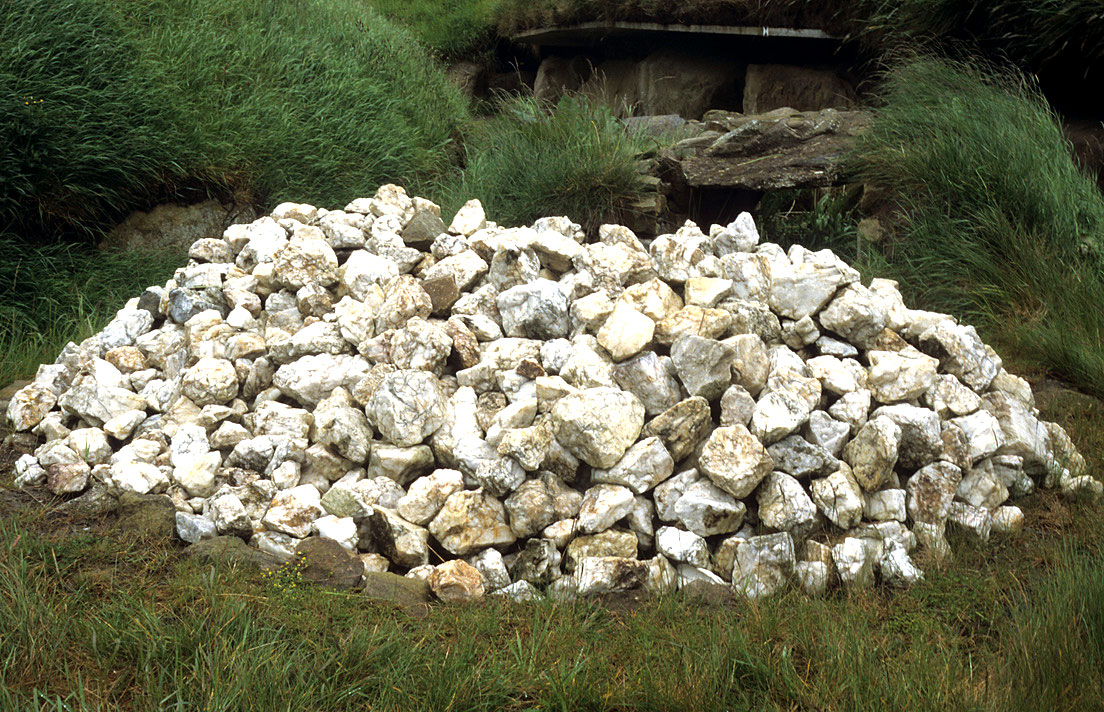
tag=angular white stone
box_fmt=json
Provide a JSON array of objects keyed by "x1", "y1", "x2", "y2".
[
  {"x1": 262, "y1": 484, "x2": 323, "y2": 538},
  {"x1": 842, "y1": 415, "x2": 901, "y2": 491},
  {"x1": 918, "y1": 321, "x2": 1001, "y2": 391},
  {"x1": 550, "y1": 387, "x2": 645, "y2": 469},
  {"x1": 867, "y1": 349, "x2": 938, "y2": 404},
  {"x1": 315, "y1": 515, "x2": 359, "y2": 551},
  {"x1": 429, "y1": 490, "x2": 516, "y2": 556},
  {"x1": 733, "y1": 532, "x2": 795, "y2": 600},
  {"x1": 758, "y1": 471, "x2": 819, "y2": 535},
  {"x1": 810, "y1": 468, "x2": 864, "y2": 529},
  {"x1": 577, "y1": 484, "x2": 635, "y2": 534},
  {"x1": 672, "y1": 478, "x2": 745, "y2": 537},
  {"x1": 597, "y1": 302, "x2": 654, "y2": 361},
  {"x1": 863, "y1": 489, "x2": 907, "y2": 522},
  {"x1": 656, "y1": 526, "x2": 711, "y2": 568},
  {"x1": 698, "y1": 425, "x2": 775, "y2": 498},
  {"x1": 592, "y1": 437, "x2": 674, "y2": 495},
  {"x1": 366, "y1": 370, "x2": 446, "y2": 447},
  {"x1": 396, "y1": 469, "x2": 464, "y2": 525},
  {"x1": 832, "y1": 537, "x2": 874, "y2": 589}
]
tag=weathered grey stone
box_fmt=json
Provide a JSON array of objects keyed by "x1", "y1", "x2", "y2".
[
  {"x1": 758, "y1": 471, "x2": 818, "y2": 536},
  {"x1": 919, "y1": 321, "x2": 1002, "y2": 391},
  {"x1": 510, "y1": 538, "x2": 562, "y2": 586},
  {"x1": 670, "y1": 334, "x2": 736, "y2": 402},
  {"x1": 637, "y1": 399, "x2": 710, "y2": 466},
  {"x1": 497, "y1": 279, "x2": 570, "y2": 339},
  {"x1": 873, "y1": 404, "x2": 942, "y2": 470},
  {"x1": 367, "y1": 508, "x2": 430, "y2": 569},
  {"x1": 767, "y1": 435, "x2": 838, "y2": 479},
  {"x1": 906, "y1": 462, "x2": 963, "y2": 524},
  {"x1": 843, "y1": 416, "x2": 901, "y2": 491}
]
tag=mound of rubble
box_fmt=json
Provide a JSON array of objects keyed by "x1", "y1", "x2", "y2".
[{"x1": 6, "y1": 185, "x2": 1100, "y2": 603}]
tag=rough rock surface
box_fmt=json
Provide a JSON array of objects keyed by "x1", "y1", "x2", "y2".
[{"x1": 7, "y1": 184, "x2": 1093, "y2": 604}]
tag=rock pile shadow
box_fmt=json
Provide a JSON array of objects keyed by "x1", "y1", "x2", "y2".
[{"x1": 6, "y1": 185, "x2": 1100, "y2": 603}]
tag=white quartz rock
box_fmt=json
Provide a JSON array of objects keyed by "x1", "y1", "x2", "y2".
[
  {"x1": 810, "y1": 468, "x2": 864, "y2": 529},
  {"x1": 262, "y1": 484, "x2": 324, "y2": 538},
  {"x1": 842, "y1": 415, "x2": 901, "y2": 491},
  {"x1": 550, "y1": 387, "x2": 645, "y2": 469},
  {"x1": 918, "y1": 321, "x2": 1002, "y2": 391},
  {"x1": 698, "y1": 425, "x2": 775, "y2": 498},
  {"x1": 577, "y1": 484, "x2": 635, "y2": 534},
  {"x1": 732, "y1": 532, "x2": 796, "y2": 600},
  {"x1": 656, "y1": 526, "x2": 711, "y2": 569},
  {"x1": 672, "y1": 478, "x2": 746, "y2": 537},
  {"x1": 396, "y1": 469, "x2": 464, "y2": 525},
  {"x1": 831, "y1": 537, "x2": 874, "y2": 589},
  {"x1": 758, "y1": 471, "x2": 819, "y2": 535},
  {"x1": 429, "y1": 490, "x2": 516, "y2": 556},
  {"x1": 592, "y1": 437, "x2": 674, "y2": 495},
  {"x1": 366, "y1": 370, "x2": 446, "y2": 447}
]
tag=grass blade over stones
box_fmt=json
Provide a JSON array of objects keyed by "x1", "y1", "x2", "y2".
[{"x1": 852, "y1": 56, "x2": 1104, "y2": 398}]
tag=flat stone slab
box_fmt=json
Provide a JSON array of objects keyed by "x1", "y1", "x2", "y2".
[{"x1": 660, "y1": 108, "x2": 869, "y2": 191}]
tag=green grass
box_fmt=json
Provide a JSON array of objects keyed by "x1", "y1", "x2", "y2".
[
  {"x1": 0, "y1": 0, "x2": 181, "y2": 239},
  {"x1": 434, "y1": 94, "x2": 652, "y2": 232},
  {"x1": 370, "y1": 0, "x2": 503, "y2": 62},
  {"x1": 1, "y1": 484, "x2": 1102, "y2": 711},
  {"x1": 0, "y1": 235, "x2": 182, "y2": 388},
  {"x1": 124, "y1": 0, "x2": 469, "y2": 211},
  {"x1": 844, "y1": 0, "x2": 1104, "y2": 75},
  {"x1": 1, "y1": 0, "x2": 469, "y2": 243}
]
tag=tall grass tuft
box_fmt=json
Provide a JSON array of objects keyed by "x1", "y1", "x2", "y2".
[
  {"x1": 0, "y1": 0, "x2": 179, "y2": 238},
  {"x1": 845, "y1": 0, "x2": 1104, "y2": 76},
  {"x1": 852, "y1": 57, "x2": 1104, "y2": 397},
  {"x1": 0, "y1": 235, "x2": 181, "y2": 387},
  {"x1": 370, "y1": 0, "x2": 503, "y2": 62},
  {"x1": 435, "y1": 94, "x2": 651, "y2": 231},
  {"x1": 0, "y1": 0, "x2": 470, "y2": 244},
  {"x1": 999, "y1": 543, "x2": 1104, "y2": 710}
]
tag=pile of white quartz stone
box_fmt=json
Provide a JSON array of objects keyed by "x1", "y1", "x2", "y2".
[{"x1": 7, "y1": 184, "x2": 1101, "y2": 603}]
